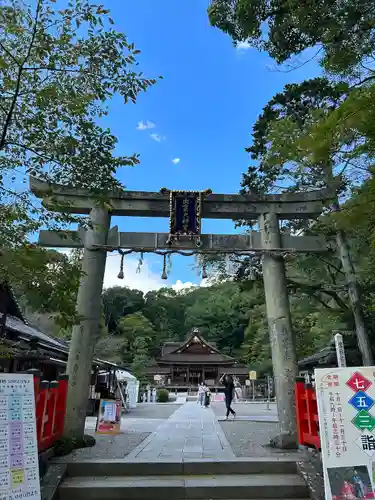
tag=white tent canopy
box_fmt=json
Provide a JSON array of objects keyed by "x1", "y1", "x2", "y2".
[
  {"x1": 116, "y1": 370, "x2": 139, "y2": 409},
  {"x1": 116, "y1": 369, "x2": 137, "y2": 381}
]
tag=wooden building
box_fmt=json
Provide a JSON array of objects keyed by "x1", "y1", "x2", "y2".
[
  {"x1": 0, "y1": 283, "x2": 130, "y2": 413},
  {"x1": 146, "y1": 328, "x2": 248, "y2": 391}
]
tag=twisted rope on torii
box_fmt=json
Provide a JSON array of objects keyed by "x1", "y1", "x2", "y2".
[{"x1": 113, "y1": 245, "x2": 300, "y2": 280}]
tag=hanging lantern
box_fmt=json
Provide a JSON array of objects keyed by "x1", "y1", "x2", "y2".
[{"x1": 117, "y1": 252, "x2": 125, "y2": 279}]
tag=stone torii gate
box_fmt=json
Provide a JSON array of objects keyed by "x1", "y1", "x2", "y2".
[{"x1": 30, "y1": 177, "x2": 330, "y2": 444}]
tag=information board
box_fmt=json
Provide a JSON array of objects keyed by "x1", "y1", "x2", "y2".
[
  {"x1": 95, "y1": 399, "x2": 121, "y2": 435},
  {"x1": 315, "y1": 367, "x2": 375, "y2": 500},
  {"x1": 249, "y1": 371, "x2": 257, "y2": 380},
  {"x1": 0, "y1": 373, "x2": 40, "y2": 500}
]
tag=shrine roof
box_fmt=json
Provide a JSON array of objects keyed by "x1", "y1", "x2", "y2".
[{"x1": 158, "y1": 329, "x2": 234, "y2": 364}]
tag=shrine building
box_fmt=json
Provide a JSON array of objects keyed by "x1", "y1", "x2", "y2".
[{"x1": 145, "y1": 328, "x2": 248, "y2": 391}]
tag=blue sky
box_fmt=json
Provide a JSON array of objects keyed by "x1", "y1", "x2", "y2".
[{"x1": 97, "y1": 0, "x2": 321, "y2": 292}]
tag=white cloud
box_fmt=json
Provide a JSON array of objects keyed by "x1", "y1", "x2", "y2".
[
  {"x1": 150, "y1": 133, "x2": 165, "y2": 142},
  {"x1": 172, "y1": 280, "x2": 196, "y2": 292},
  {"x1": 104, "y1": 254, "x2": 165, "y2": 293},
  {"x1": 136, "y1": 120, "x2": 155, "y2": 131},
  {"x1": 104, "y1": 254, "x2": 207, "y2": 294},
  {"x1": 172, "y1": 278, "x2": 211, "y2": 292},
  {"x1": 172, "y1": 158, "x2": 180, "y2": 165},
  {"x1": 236, "y1": 40, "x2": 251, "y2": 51}
]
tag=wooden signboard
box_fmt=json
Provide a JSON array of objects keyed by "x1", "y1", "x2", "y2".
[{"x1": 95, "y1": 399, "x2": 121, "y2": 435}]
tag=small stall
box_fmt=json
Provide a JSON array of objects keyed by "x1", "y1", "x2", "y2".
[{"x1": 116, "y1": 369, "x2": 139, "y2": 409}]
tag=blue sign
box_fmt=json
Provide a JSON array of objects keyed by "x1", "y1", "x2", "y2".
[{"x1": 349, "y1": 391, "x2": 375, "y2": 412}]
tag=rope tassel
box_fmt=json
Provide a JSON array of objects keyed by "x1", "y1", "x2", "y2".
[
  {"x1": 161, "y1": 254, "x2": 168, "y2": 280},
  {"x1": 202, "y1": 262, "x2": 208, "y2": 280},
  {"x1": 117, "y1": 251, "x2": 125, "y2": 279}
]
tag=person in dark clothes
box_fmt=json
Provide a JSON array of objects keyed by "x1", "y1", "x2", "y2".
[
  {"x1": 204, "y1": 384, "x2": 211, "y2": 408},
  {"x1": 220, "y1": 373, "x2": 236, "y2": 419}
]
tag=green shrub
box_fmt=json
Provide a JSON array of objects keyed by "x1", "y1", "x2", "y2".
[{"x1": 157, "y1": 388, "x2": 169, "y2": 403}]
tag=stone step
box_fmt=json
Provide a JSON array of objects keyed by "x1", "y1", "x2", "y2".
[
  {"x1": 66, "y1": 457, "x2": 299, "y2": 477},
  {"x1": 59, "y1": 473, "x2": 308, "y2": 500}
]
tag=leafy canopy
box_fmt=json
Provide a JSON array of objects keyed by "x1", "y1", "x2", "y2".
[
  {"x1": 208, "y1": 0, "x2": 375, "y2": 75},
  {"x1": 0, "y1": 0, "x2": 159, "y2": 313},
  {"x1": 242, "y1": 77, "x2": 349, "y2": 196}
]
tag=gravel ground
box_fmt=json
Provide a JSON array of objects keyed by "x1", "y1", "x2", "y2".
[
  {"x1": 210, "y1": 402, "x2": 278, "y2": 419},
  {"x1": 123, "y1": 403, "x2": 181, "y2": 420},
  {"x1": 297, "y1": 449, "x2": 325, "y2": 500},
  {"x1": 219, "y1": 420, "x2": 296, "y2": 457},
  {"x1": 65, "y1": 430, "x2": 151, "y2": 460},
  {"x1": 63, "y1": 405, "x2": 180, "y2": 461}
]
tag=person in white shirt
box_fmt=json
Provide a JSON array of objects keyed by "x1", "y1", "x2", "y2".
[{"x1": 197, "y1": 382, "x2": 205, "y2": 406}]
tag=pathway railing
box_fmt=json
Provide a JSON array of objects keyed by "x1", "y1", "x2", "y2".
[
  {"x1": 28, "y1": 370, "x2": 69, "y2": 453},
  {"x1": 295, "y1": 377, "x2": 321, "y2": 449}
]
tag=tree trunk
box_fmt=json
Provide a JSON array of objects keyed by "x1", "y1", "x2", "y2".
[
  {"x1": 325, "y1": 166, "x2": 373, "y2": 365},
  {"x1": 336, "y1": 229, "x2": 374, "y2": 365}
]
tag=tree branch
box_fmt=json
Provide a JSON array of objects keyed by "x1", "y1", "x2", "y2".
[
  {"x1": 351, "y1": 74, "x2": 375, "y2": 88},
  {"x1": 0, "y1": 42, "x2": 20, "y2": 66},
  {"x1": 309, "y1": 253, "x2": 345, "y2": 275},
  {"x1": 287, "y1": 277, "x2": 348, "y2": 310},
  {"x1": 5, "y1": 141, "x2": 67, "y2": 171},
  {"x1": 0, "y1": 0, "x2": 42, "y2": 150},
  {"x1": 0, "y1": 185, "x2": 41, "y2": 213},
  {"x1": 24, "y1": 66, "x2": 89, "y2": 74}
]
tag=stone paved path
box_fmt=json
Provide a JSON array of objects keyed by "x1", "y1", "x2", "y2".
[{"x1": 126, "y1": 402, "x2": 235, "y2": 461}]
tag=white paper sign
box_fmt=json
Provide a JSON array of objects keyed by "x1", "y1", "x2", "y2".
[
  {"x1": 315, "y1": 367, "x2": 375, "y2": 500},
  {"x1": 0, "y1": 374, "x2": 40, "y2": 500},
  {"x1": 103, "y1": 401, "x2": 115, "y2": 421},
  {"x1": 335, "y1": 333, "x2": 347, "y2": 368}
]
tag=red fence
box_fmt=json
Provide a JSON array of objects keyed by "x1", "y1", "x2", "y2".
[
  {"x1": 28, "y1": 370, "x2": 69, "y2": 453},
  {"x1": 295, "y1": 377, "x2": 321, "y2": 449}
]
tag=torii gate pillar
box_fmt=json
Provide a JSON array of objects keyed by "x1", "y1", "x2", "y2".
[
  {"x1": 64, "y1": 207, "x2": 110, "y2": 439},
  {"x1": 260, "y1": 212, "x2": 297, "y2": 446}
]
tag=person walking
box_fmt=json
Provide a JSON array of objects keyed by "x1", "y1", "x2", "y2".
[
  {"x1": 197, "y1": 382, "x2": 205, "y2": 406},
  {"x1": 220, "y1": 373, "x2": 236, "y2": 419},
  {"x1": 203, "y1": 383, "x2": 211, "y2": 408}
]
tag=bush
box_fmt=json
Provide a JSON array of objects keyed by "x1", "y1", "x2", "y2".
[{"x1": 157, "y1": 388, "x2": 169, "y2": 403}]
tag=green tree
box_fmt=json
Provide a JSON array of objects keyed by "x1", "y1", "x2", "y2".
[
  {"x1": 102, "y1": 286, "x2": 145, "y2": 333},
  {"x1": 0, "y1": 0, "x2": 159, "y2": 303},
  {"x1": 238, "y1": 77, "x2": 373, "y2": 364},
  {"x1": 131, "y1": 336, "x2": 150, "y2": 383},
  {"x1": 208, "y1": 0, "x2": 375, "y2": 75},
  {"x1": 117, "y1": 312, "x2": 156, "y2": 365},
  {"x1": 143, "y1": 287, "x2": 192, "y2": 341},
  {"x1": 10, "y1": 248, "x2": 81, "y2": 328}
]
